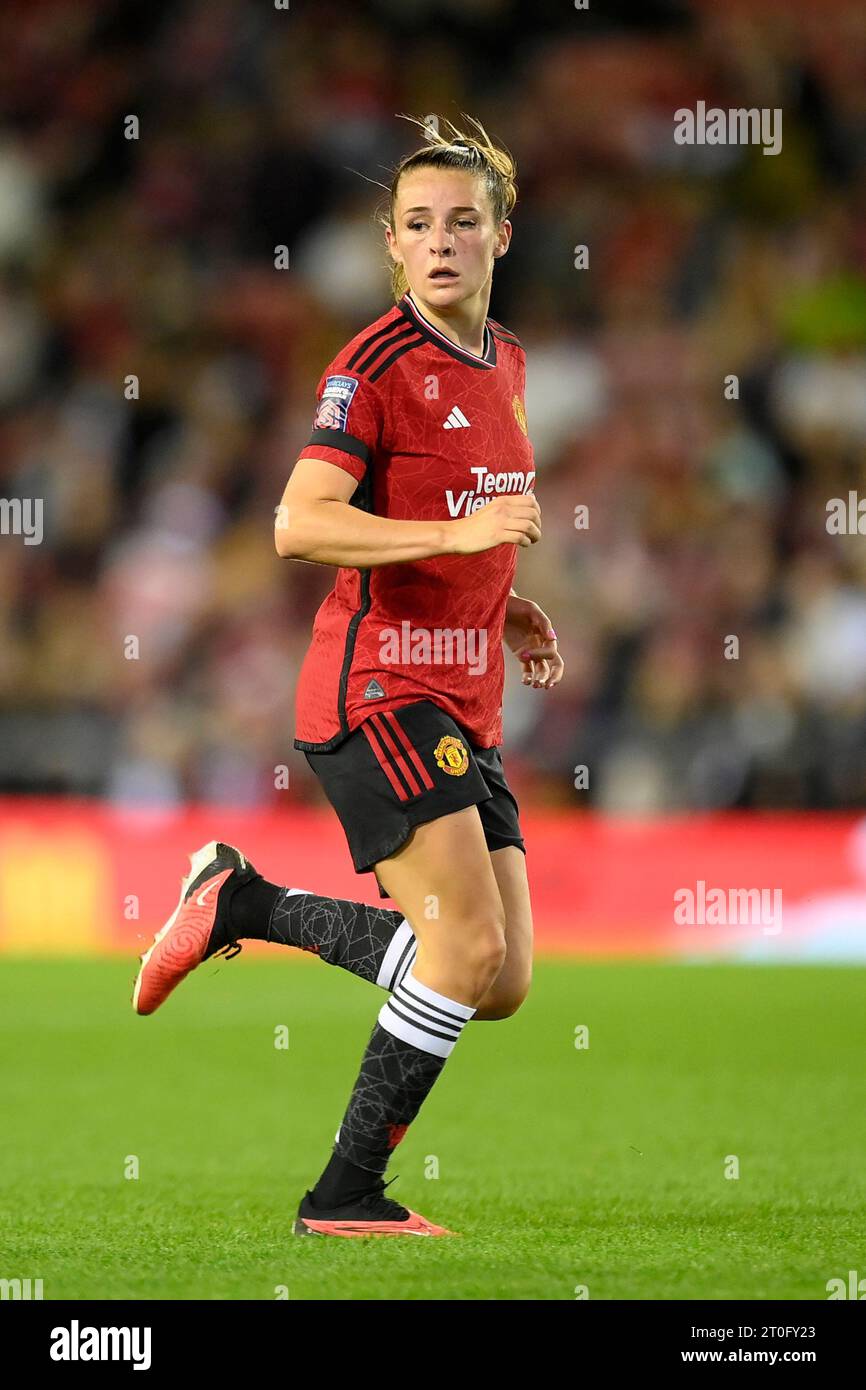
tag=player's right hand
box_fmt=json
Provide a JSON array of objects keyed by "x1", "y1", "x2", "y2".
[{"x1": 450, "y1": 493, "x2": 541, "y2": 555}]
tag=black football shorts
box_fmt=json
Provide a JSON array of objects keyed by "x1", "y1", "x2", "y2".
[{"x1": 304, "y1": 699, "x2": 525, "y2": 898}]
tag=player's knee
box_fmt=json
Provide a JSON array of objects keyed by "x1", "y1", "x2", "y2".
[
  {"x1": 454, "y1": 917, "x2": 507, "y2": 998},
  {"x1": 483, "y1": 975, "x2": 532, "y2": 1020},
  {"x1": 483, "y1": 999, "x2": 521, "y2": 1021}
]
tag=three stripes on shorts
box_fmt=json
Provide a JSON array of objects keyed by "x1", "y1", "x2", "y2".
[{"x1": 362, "y1": 711, "x2": 435, "y2": 802}]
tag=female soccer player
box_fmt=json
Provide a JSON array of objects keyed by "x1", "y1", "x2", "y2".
[{"x1": 133, "y1": 114, "x2": 564, "y2": 1238}]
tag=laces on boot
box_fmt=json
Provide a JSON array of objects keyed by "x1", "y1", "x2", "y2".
[
  {"x1": 358, "y1": 1174, "x2": 405, "y2": 1218},
  {"x1": 212, "y1": 941, "x2": 242, "y2": 961}
]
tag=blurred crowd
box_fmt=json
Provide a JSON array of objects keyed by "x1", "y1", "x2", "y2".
[{"x1": 1, "y1": 0, "x2": 865, "y2": 812}]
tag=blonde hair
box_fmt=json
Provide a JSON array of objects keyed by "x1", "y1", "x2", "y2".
[{"x1": 379, "y1": 112, "x2": 518, "y2": 302}]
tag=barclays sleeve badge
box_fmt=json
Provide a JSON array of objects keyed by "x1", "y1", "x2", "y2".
[{"x1": 313, "y1": 375, "x2": 360, "y2": 431}]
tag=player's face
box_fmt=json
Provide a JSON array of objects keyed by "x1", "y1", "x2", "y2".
[{"x1": 387, "y1": 169, "x2": 509, "y2": 307}]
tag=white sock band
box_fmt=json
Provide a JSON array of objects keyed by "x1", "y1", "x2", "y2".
[
  {"x1": 376, "y1": 918, "x2": 417, "y2": 992},
  {"x1": 378, "y1": 964, "x2": 476, "y2": 1058}
]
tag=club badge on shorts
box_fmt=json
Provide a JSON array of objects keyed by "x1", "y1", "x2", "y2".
[{"x1": 433, "y1": 735, "x2": 469, "y2": 776}]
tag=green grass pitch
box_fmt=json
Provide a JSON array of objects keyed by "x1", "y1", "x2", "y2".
[{"x1": 1, "y1": 955, "x2": 864, "y2": 1300}]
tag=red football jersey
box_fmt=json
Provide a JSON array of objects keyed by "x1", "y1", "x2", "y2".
[{"x1": 292, "y1": 289, "x2": 535, "y2": 751}]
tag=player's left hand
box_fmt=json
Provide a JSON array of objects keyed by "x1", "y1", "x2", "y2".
[{"x1": 503, "y1": 595, "x2": 564, "y2": 690}]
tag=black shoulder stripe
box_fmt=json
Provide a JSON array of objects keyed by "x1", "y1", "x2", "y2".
[
  {"x1": 489, "y1": 321, "x2": 521, "y2": 347},
  {"x1": 352, "y1": 324, "x2": 421, "y2": 376},
  {"x1": 345, "y1": 311, "x2": 404, "y2": 373},
  {"x1": 367, "y1": 333, "x2": 425, "y2": 383}
]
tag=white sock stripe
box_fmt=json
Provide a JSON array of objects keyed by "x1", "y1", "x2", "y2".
[
  {"x1": 399, "y1": 966, "x2": 476, "y2": 1022},
  {"x1": 376, "y1": 919, "x2": 415, "y2": 990},
  {"x1": 390, "y1": 948, "x2": 417, "y2": 994},
  {"x1": 378, "y1": 999, "x2": 456, "y2": 1058},
  {"x1": 391, "y1": 988, "x2": 464, "y2": 1038},
  {"x1": 395, "y1": 981, "x2": 466, "y2": 1031},
  {"x1": 383, "y1": 996, "x2": 461, "y2": 1044},
  {"x1": 395, "y1": 943, "x2": 417, "y2": 988}
]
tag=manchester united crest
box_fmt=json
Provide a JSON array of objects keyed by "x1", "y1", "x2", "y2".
[
  {"x1": 433, "y1": 735, "x2": 469, "y2": 776},
  {"x1": 512, "y1": 395, "x2": 528, "y2": 435}
]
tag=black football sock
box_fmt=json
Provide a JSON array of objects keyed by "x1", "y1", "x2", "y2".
[
  {"x1": 216, "y1": 877, "x2": 417, "y2": 991},
  {"x1": 308, "y1": 1152, "x2": 389, "y2": 1210},
  {"x1": 310, "y1": 966, "x2": 476, "y2": 1206}
]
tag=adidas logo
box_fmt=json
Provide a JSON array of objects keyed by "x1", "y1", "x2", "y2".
[
  {"x1": 364, "y1": 678, "x2": 385, "y2": 699},
  {"x1": 443, "y1": 406, "x2": 470, "y2": 430}
]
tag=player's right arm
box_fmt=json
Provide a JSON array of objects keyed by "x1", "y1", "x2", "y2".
[{"x1": 274, "y1": 459, "x2": 541, "y2": 567}]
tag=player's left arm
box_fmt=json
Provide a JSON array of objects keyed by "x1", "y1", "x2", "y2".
[
  {"x1": 504, "y1": 351, "x2": 562, "y2": 689},
  {"x1": 504, "y1": 589, "x2": 564, "y2": 691}
]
